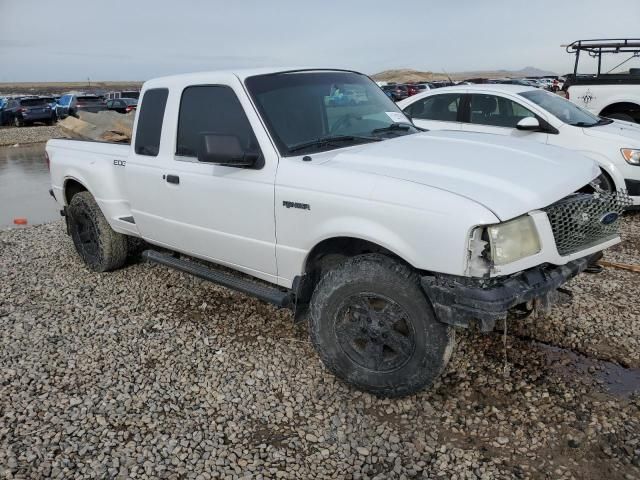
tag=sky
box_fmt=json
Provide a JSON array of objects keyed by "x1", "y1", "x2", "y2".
[{"x1": 1, "y1": 0, "x2": 639, "y2": 82}]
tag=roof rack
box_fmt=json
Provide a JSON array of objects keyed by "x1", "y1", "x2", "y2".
[
  {"x1": 565, "y1": 38, "x2": 640, "y2": 55},
  {"x1": 564, "y1": 38, "x2": 640, "y2": 76}
]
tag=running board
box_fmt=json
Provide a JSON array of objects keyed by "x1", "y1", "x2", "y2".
[{"x1": 142, "y1": 250, "x2": 293, "y2": 308}]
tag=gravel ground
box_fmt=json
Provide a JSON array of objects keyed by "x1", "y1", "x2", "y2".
[
  {"x1": 1, "y1": 216, "x2": 639, "y2": 479},
  {"x1": 0, "y1": 126, "x2": 62, "y2": 147}
]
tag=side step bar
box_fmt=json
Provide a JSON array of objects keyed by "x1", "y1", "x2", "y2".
[{"x1": 142, "y1": 250, "x2": 293, "y2": 308}]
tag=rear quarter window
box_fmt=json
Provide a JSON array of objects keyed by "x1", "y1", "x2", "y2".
[
  {"x1": 134, "y1": 88, "x2": 169, "y2": 156},
  {"x1": 77, "y1": 96, "x2": 103, "y2": 104},
  {"x1": 20, "y1": 99, "x2": 47, "y2": 107}
]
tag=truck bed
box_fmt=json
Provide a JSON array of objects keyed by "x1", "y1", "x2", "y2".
[{"x1": 46, "y1": 138, "x2": 139, "y2": 236}]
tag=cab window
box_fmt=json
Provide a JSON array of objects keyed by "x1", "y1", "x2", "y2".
[
  {"x1": 176, "y1": 85, "x2": 260, "y2": 159},
  {"x1": 134, "y1": 88, "x2": 169, "y2": 157}
]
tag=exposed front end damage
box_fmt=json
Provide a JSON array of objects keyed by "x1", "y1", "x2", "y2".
[{"x1": 421, "y1": 252, "x2": 601, "y2": 332}]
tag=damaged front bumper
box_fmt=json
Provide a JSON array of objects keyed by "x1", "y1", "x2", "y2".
[{"x1": 421, "y1": 253, "x2": 601, "y2": 332}]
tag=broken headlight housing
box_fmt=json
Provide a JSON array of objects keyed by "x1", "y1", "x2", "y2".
[{"x1": 486, "y1": 215, "x2": 541, "y2": 266}]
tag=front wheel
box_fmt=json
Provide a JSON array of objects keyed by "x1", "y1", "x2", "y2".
[
  {"x1": 592, "y1": 170, "x2": 615, "y2": 193},
  {"x1": 14, "y1": 116, "x2": 23, "y2": 127},
  {"x1": 309, "y1": 254, "x2": 454, "y2": 397},
  {"x1": 67, "y1": 191, "x2": 128, "y2": 272}
]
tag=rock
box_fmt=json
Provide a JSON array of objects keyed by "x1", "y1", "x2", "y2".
[
  {"x1": 57, "y1": 110, "x2": 134, "y2": 143},
  {"x1": 568, "y1": 438, "x2": 581, "y2": 449},
  {"x1": 356, "y1": 447, "x2": 370, "y2": 456},
  {"x1": 0, "y1": 215, "x2": 639, "y2": 479}
]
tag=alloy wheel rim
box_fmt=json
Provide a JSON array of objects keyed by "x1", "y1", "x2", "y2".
[{"x1": 334, "y1": 293, "x2": 416, "y2": 372}]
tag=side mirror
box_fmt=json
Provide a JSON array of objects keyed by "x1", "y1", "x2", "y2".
[
  {"x1": 516, "y1": 117, "x2": 540, "y2": 131},
  {"x1": 197, "y1": 133, "x2": 260, "y2": 168}
]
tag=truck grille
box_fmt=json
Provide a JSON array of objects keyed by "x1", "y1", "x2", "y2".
[{"x1": 543, "y1": 191, "x2": 631, "y2": 256}]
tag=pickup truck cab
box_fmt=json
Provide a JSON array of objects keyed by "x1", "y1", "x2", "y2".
[
  {"x1": 397, "y1": 84, "x2": 640, "y2": 206},
  {"x1": 47, "y1": 68, "x2": 629, "y2": 397}
]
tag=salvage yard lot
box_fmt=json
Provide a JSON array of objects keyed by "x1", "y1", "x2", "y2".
[{"x1": 1, "y1": 216, "x2": 639, "y2": 479}]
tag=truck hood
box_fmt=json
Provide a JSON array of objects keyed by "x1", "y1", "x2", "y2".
[
  {"x1": 581, "y1": 119, "x2": 640, "y2": 146},
  {"x1": 320, "y1": 131, "x2": 600, "y2": 220}
]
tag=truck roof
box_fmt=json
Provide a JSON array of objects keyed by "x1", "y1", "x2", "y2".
[{"x1": 142, "y1": 67, "x2": 362, "y2": 89}]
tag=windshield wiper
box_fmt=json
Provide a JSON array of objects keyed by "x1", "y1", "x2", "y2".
[
  {"x1": 569, "y1": 121, "x2": 597, "y2": 127},
  {"x1": 288, "y1": 135, "x2": 381, "y2": 153},
  {"x1": 570, "y1": 118, "x2": 613, "y2": 128},
  {"x1": 371, "y1": 122, "x2": 414, "y2": 136},
  {"x1": 596, "y1": 118, "x2": 614, "y2": 125}
]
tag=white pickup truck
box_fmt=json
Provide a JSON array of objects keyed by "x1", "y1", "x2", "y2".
[
  {"x1": 47, "y1": 68, "x2": 629, "y2": 397},
  {"x1": 564, "y1": 39, "x2": 640, "y2": 123}
]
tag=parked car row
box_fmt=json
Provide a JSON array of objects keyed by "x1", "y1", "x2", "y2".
[
  {"x1": 380, "y1": 81, "x2": 456, "y2": 101},
  {"x1": 459, "y1": 77, "x2": 564, "y2": 91},
  {"x1": 0, "y1": 91, "x2": 139, "y2": 127},
  {"x1": 0, "y1": 96, "x2": 57, "y2": 126},
  {"x1": 380, "y1": 77, "x2": 564, "y2": 104}
]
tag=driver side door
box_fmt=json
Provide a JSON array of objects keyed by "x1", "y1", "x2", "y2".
[{"x1": 159, "y1": 84, "x2": 279, "y2": 280}]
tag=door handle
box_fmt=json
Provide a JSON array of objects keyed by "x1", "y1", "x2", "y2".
[{"x1": 166, "y1": 174, "x2": 180, "y2": 185}]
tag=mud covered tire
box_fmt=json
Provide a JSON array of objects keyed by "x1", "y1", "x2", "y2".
[
  {"x1": 309, "y1": 254, "x2": 454, "y2": 397},
  {"x1": 67, "y1": 191, "x2": 128, "y2": 272}
]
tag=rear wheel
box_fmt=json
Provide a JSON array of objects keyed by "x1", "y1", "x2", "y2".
[
  {"x1": 309, "y1": 254, "x2": 454, "y2": 397},
  {"x1": 67, "y1": 191, "x2": 128, "y2": 272}
]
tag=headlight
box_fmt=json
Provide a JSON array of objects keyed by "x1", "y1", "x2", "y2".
[
  {"x1": 621, "y1": 148, "x2": 640, "y2": 165},
  {"x1": 487, "y1": 215, "x2": 541, "y2": 265}
]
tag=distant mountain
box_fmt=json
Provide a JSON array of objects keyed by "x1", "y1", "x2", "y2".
[{"x1": 372, "y1": 66, "x2": 558, "y2": 83}]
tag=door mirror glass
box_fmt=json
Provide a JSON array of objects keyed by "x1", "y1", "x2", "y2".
[
  {"x1": 198, "y1": 133, "x2": 259, "y2": 167},
  {"x1": 516, "y1": 117, "x2": 540, "y2": 131}
]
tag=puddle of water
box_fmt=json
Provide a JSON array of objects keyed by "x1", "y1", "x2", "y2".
[
  {"x1": 535, "y1": 341, "x2": 640, "y2": 398},
  {"x1": 0, "y1": 143, "x2": 60, "y2": 228}
]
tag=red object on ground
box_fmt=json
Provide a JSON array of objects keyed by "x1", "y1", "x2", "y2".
[{"x1": 13, "y1": 218, "x2": 28, "y2": 225}]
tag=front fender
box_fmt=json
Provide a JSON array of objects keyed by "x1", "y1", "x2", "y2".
[{"x1": 574, "y1": 150, "x2": 626, "y2": 190}]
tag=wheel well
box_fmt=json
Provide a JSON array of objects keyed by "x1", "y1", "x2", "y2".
[
  {"x1": 306, "y1": 237, "x2": 403, "y2": 273},
  {"x1": 64, "y1": 179, "x2": 88, "y2": 205},
  {"x1": 598, "y1": 168, "x2": 615, "y2": 190},
  {"x1": 600, "y1": 102, "x2": 640, "y2": 118},
  {"x1": 295, "y1": 237, "x2": 408, "y2": 306}
]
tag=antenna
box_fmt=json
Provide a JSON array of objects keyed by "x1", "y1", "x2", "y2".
[{"x1": 442, "y1": 68, "x2": 454, "y2": 83}]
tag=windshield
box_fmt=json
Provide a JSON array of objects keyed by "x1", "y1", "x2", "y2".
[
  {"x1": 519, "y1": 89, "x2": 602, "y2": 126},
  {"x1": 245, "y1": 71, "x2": 418, "y2": 155}
]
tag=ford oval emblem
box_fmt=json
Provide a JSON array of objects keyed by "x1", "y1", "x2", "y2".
[{"x1": 600, "y1": 212, "x2": 619, "y2": 225}]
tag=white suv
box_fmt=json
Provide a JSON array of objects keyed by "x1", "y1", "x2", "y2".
[{"x1": 398, "y1": 84, "x2": 640, "y2": 206}]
